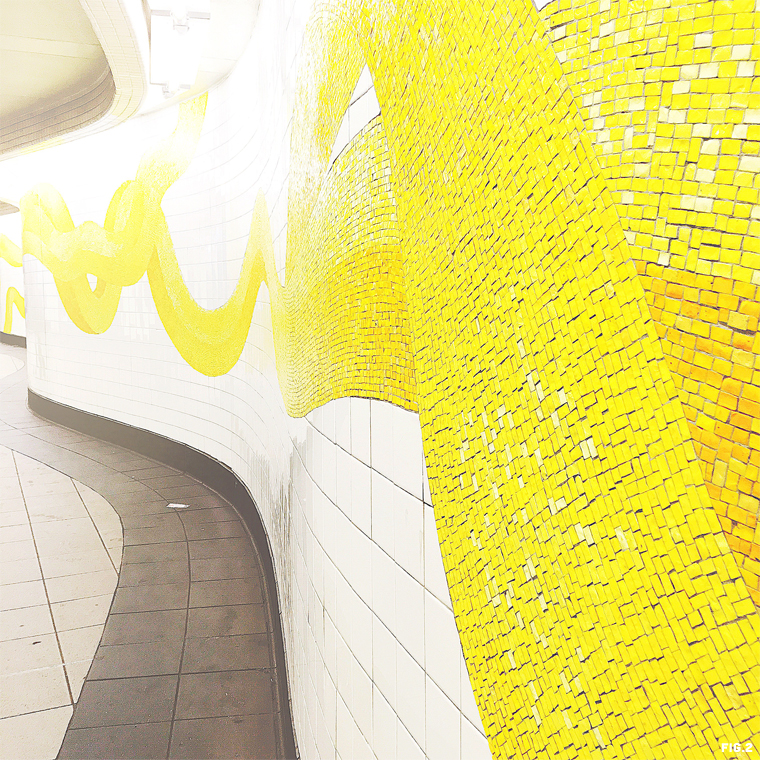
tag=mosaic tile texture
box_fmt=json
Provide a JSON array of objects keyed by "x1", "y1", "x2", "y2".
[
  {"x1": 4, "y1": 0, "x2": 760, "y2": 757},
  {"x1": 539, "y1": 0, "x2": 760, "y2": 608}
]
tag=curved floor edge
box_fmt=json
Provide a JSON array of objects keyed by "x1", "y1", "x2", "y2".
[
  {"x1": 25, "y1": 389, "x2": 298, "y2": 760},
  {"x1": 0, "y1": 348, "x2": 296, "y2": 760},
  {"x1": 23, "y1": 389, "x2": 297, "y2": 759}
]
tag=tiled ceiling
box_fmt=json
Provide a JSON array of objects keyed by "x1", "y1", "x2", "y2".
[
  {"x1": 0, "y1": 0, "x2": 115, "y2": 155},
  {"x1": 0, "y1": 0, "x2": 109, "y2": 124}
]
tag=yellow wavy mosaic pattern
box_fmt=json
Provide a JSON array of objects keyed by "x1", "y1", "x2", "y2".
[
  {"x1": 6, "y1": 0, "x2": 759, "y2": 758},
  {"x1": 0, "y1": 235, "x2": 25, "y2": 333},
  {"x1": 16, "y1": 95, "x2": 414, "y2": 410}
]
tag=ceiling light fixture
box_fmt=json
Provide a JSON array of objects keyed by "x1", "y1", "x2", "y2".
[{"x1": 148, "y1": 0, "x2": 211, "y2": 99}]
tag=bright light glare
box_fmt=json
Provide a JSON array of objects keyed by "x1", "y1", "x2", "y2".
[{"x1": 149, "y1": 1, "x2": 210, "y2": 98}]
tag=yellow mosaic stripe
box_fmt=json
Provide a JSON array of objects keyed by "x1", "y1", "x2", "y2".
[
  {"x1": 15, "y1": 94, "x2": 414, "y2": 412},
  {"x1": 4, "y1": 0, "x2": 759, "y2": 757},
  {"x1": 538, "y1": 0, "x2": 760, "y2": 608},
  {"x1": 0, "y1": 234, "x2": 25, "y2": 333}
]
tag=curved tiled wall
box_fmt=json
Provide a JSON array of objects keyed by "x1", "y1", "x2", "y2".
[{"x1": 1, "y1": 0, "x2": 759, "y2": 757}]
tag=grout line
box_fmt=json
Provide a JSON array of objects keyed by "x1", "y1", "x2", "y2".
[
  {"x1": 0, "y1": 704, "x2": 74, "y2": 722},
  {"x1": 10, "y1": 450, "x2": 75, "y2": 709},
  {"x1": 166, "y1": 515, "x2": 192, "y2": 759},
  {"x1": 72, "y1": 479, "x2": 122, "y2": 574}
]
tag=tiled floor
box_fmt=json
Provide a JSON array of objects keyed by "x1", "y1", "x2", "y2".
[
  {"x1": 0, "y1": 445, "x2": 122, "y2": 760},
  {"x1": 0, "y1": 344, "x2": 291, "y2": 759}
]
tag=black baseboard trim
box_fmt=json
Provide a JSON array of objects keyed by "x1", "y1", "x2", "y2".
[
  {"x1": 0, "y1": 331, "x2": 26, "y2": 347},
  {"x1": 28, "y1": 388, "x2": 298, "y2": 760}
]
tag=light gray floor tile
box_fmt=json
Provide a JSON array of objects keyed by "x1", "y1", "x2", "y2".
[{"x1": 0, "y1": 705, "x2": 73, "y2": 760}]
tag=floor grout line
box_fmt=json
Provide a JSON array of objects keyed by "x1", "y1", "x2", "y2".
[
  {"x1": 72, "y1": 479, "x2": 122, "y2": 575},
  {"x1": 166, "y1": 513, "x2": 192, "y2": 760},
  {"x1": 10, "y1": 449, "x2": 75, "y2": 710}
]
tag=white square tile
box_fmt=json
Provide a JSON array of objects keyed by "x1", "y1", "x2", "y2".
[
  {"x1": 371, "y1": 472, "x2": 394, "y2": 558},
  {"x1": 424, "y1": 505, "x2": 452, "y2": 609},
  {"x1": 0, "y1": 665, "x2": 70, "y2": 718},
  {"x1": 371, "y1": 616, "x2": 396, "y2": 710},
  {"x1": 461, "y1": 715, "x2": 491, "y2": 759},
  {"x1": 0, "y1": 580, "x2": 47, "y2": 612},
  {"x1": 395, "y1": 569, "x2": 424, "y2": 665},
  {"x1": 334, "y1": 398, "x2": 351, "y2": 452},
  {"x1": 0, "y1": 605, "x2": 53, "y2": 642},
  {"x1": 348, "y1": 529, "x2": 372, "y2": 613},
  {"x1": 0, "y1": 511, "x2": 29, "y2": 529},
  {"x1": 322, "y1": 439, "x2": 337, "y2": 505},
  {"x1": 371, "y1": 545, "x2": 395, "y2": 632},
  {"x1": 0, "y1": 540, "x2": 37, "y2": 563},
  {"x1": 0, "y1": 633, "x2": 61, "y2": 675},
  {"x1": 335, "y1": 447, "x2": 352, "y2": 520},
  {"x1": 45, "y1": 569, "x2": 117, "y2": 604},
  {"x1": 350, "y1": 398, "x2": 370, "y2": 465},
  {"x1": 352, "y1": 715, "x2": 374, "y2": 760},
  {"x1": 0, "y1": 523, "x2": 33, "y2": 545},
  {"x1": 396, "y1": 714, "x2": 425, "y2": 760},
  {"x1": 50, "y1": 594, "x2": 112, "y2": 631},
  {"x1": 395, "y1": 642, "x2": 425, "y2": 748},
  {"x1": 350, "y1": 656, "x2": 372, "y2": 743},
  {"x1": 336, "y1": 694, "x2": 352, "y2": 760},
  {"x1": 425, "y1": 676, "x2": 461, "y2": 759},
  {"x1": 350, "y1": 457, "x2": 371, "y2": 536},
  {"x1": 369, "y1": 400, "x2": 394, "y2": 481},
  {"x1": 392, "y1": 407, "x2": 424, "y2": 499},
  {"x1": 424, "y1": 591, "x2": 462, "y2": 705},
  {"x1": 0, "y1": 558, "x2": 41, "y2": 585},
  {"x1": 322, "y1": 402, "x2": 336, "y2": 443},
  {"x1": 393, "y1": 489, "x2": 423, "y2": 584},
  {"x1": 0, "y1": 705, "x2": 73, "y2": 760},
  {"x1": 371, "y1": 686, "x2": 396, "y2": 760}
]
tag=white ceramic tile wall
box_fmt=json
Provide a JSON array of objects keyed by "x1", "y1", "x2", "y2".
[{"x1": 2, "y1": 0, "x2": 492, "y2": 757}]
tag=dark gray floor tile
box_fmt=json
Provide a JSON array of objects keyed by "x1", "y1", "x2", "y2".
[
  {"x1": 180, "y1": 494, "x2": 229, "y2": 509},
  {"x1": 189, "y1": 578, "x2": 262, "y2": 607},
  {"x1": 70, "y1": 676, "x2": 177, "y2": 728},
  {"x1": 89, "y1": 639, "x2": 184, "y2": 679},
  {"x1": 102, "y1": 482, "x2": 156, "y2": 498},
  {"x1": 190, "y1": 556, "x2": 258, "y2": 581},
  {"x1": 111, "y1": 582, "x2": 188, "y2": 612},
  {"x1": 59, "y1": 722, "x2": 172, "y2": 760},
  {"x1": 169, "y1": 713, "x2": 277, "y2": 759},
  {"x1": 121, "y1": 512, "x2": 184, "y2": 530},
  {"x1": 123, "y1": 524, "x2": 186, "y2": 546},
  {"x1": 175, "y1": 670, "x2": 275, "y2": 719},
  {"x1": 183, "y1": 520, "x2": 247, "y2": 541},
  {"x1": 182, "y1": 634, "x2": 270, "y2": 672},
  {"x1": 106, "y1": 494, "x2": 168, "y2": 511},
  {"x1": 112, "y1": 499, "x2": 174, "y2": 516},
  {"x1": 156, "y1": 484, "x2": 210, "y2": 499},
  {"x1": 122, "y1": 542, "x2": 186, "y2": 564},
  {"x1": 188, "y1": 538, "x2": 254, "y2": 560},
  {"x1": 138, "y1": 475, "x2": 194, "y2": 489},
  {"x1": 116, "y1": 459, "x2": 166, "y2": 473},
  {"x1": 179, "y1": 507, "x2": 238, "y2": 525},
  {"x1": 129, "y1": 465, "x2": 181, "y2": 478},
  {"x1": 102, "y1": 609, "x2": 186, "y2": 645},
  {"x1": 119, "y1": 559, "x2": 188, "y2": 587},
  {"x1": 186, "y1": 604, "x2": 268, "y2": 637}
]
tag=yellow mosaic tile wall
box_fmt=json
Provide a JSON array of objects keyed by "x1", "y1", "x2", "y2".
[
  {"x1": 538, "y1": 0, "x2": 760, "y2": 609},
  {"x1": 0, "y1": 236, "x2": 25, "y2": 333},
  {"x1": 4, "y1": 0, "x2": 759, "y2": 757}
]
